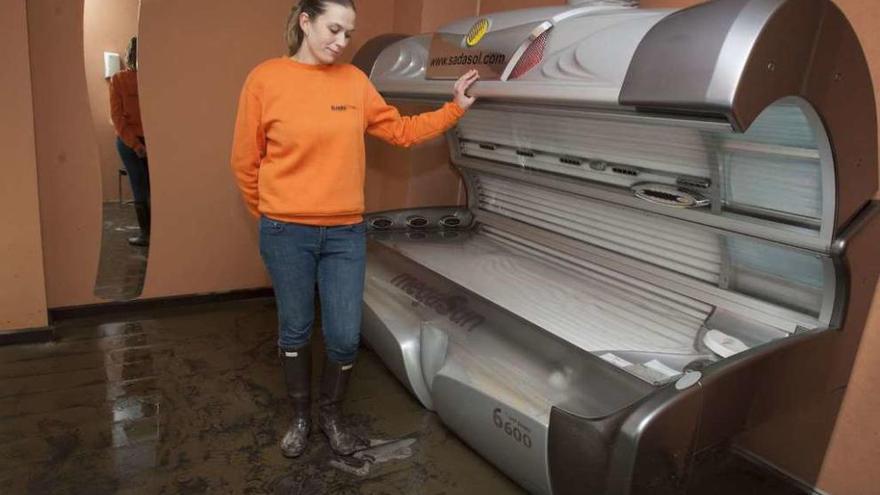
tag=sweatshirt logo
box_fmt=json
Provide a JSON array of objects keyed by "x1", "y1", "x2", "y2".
[{"x1": 331, "y1": 104, "x2": 356, "y2": 112}]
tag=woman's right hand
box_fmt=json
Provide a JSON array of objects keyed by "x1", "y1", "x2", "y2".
[{"x1": 453, "y1": 70, "x2": 479, "y2": 111}]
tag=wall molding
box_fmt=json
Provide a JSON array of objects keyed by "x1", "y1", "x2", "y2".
[
  {"x1": 0, "y1": 326, "x2": 55, "y2": 346},
  {"x1": 49, "y1": 287, "x2": 274, "y2": 321}
]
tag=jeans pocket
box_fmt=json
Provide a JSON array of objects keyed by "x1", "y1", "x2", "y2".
[{"x1": 260, "y1": 217, "x2": 284, "y2": 235}]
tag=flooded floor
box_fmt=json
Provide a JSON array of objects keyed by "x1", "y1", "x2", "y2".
[
  {"x1": 94, "y1": 202, "x2": 148, "y2": 301},
  {"x1": 0, "y1": 298, "x2": 523, "y2": 494},
  {"x1": 0, "y1": 296, "x2": 810, "y2": 494}
]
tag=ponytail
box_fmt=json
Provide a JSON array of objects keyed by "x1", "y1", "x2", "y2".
[{"x1": 284, "y1": 0, "x2": 356, "y2": 56}]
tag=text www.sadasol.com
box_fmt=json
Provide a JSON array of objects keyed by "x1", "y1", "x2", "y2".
[{"x1": 429, "y1": 52, "x2": 507, "y2": 67}]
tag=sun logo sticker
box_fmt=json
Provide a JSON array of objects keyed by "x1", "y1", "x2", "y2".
[{"x1": 465, "y1": 18, "x2": 491, "y2": 47}]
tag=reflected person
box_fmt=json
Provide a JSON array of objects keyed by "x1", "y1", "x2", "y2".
[
  {"x1": 230, "y1": 0, "x2": 478, "y2": 458},
  {"x1": 110, "y1": 36, "x2": 150, "y2": 247}
]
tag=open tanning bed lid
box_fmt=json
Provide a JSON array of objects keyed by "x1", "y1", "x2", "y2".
[{"x1": 359, "y1": 0, "x2": 876, "y2": 247}]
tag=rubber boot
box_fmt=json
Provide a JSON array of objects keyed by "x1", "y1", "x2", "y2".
[
  {"x1": 128, "y1": 201, "x2": 150, "y2": 247},
  {"x1": 280, "y1": 344, "x2": 311, "y2": 458},
  {"x1": 318, "y1": 359, "x2": 368, "y2": 456}
]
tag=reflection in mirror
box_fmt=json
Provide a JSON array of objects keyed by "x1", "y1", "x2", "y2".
[{"x1": 85, "y1": 0, "x2": 149, "y2": 300}]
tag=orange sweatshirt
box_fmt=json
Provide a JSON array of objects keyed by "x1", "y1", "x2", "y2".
[
  {"x1": 230, "y1": 57, "x2": 465, "y2": 225},
  {"x1": 109, "y1": 69, "x2": 144, "y2": 150}
]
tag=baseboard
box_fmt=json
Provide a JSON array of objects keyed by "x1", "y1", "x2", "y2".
[
  {"x1": 49, "y1": 287, "x2": 275, "y2": 321},
  {"x1": 0, "y1": 325, "x2": 55, "y2": 346},
  {"x1": 732, "y1": 446, "x2": 829, "y2": 495}
]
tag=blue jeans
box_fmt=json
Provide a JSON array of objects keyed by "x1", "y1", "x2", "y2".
[
  {"x1": 116, "y1": 137, "x2": 150, "y2": 203},
  {"x1": 259, "y1": 216, "x2": 367, "y2": 364}
]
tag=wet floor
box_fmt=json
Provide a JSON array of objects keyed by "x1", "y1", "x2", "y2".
[
  {"x1": 0, "y1": 298, "x2": 524, "y2": 494},
  {"x1": 94, "y1": 202, "x2": 148, "y2": 301}
]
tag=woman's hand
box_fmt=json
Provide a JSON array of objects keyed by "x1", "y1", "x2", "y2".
[{"x1": 453, "y1": 69, "x2": 479, "y2": 111}]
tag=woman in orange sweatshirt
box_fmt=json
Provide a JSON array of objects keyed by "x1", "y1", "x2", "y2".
[
  {"x1": 230, "y1": 0, "x2": 478, "y2": 458},
  {"x1": 110, "y1": 36, "x2": 150, "y2": 247}
]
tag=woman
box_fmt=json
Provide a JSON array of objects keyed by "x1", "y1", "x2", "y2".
[
  {"x1": 110, "y1": 36, "x2": 150, "y2": 247},
  {"x1": 230, "y1": 0, "x2": 478, "y2": 458}
]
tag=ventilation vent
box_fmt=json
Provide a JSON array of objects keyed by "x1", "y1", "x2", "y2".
[
  {"x1": 370, "y1": 217, "x2": 393, "y2": 230},
  {"x1": 612, "y1": 166, "x2": 640, "y2": 177},
  {"x1": 677, "y1": 177, "x2": 711, "y2": 189},
  {"x1": 508, "y1": 29, "x2": 550, "y2": 80},
  {"x1": 406, "y1": 216, "x2": 429, "y2": 228},
  {"x1": 439, "y1": 216, "x2": 462, "y2": 228}
]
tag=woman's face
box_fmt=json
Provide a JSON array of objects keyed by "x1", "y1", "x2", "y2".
[{"x1": 300, "y1": 3, "x2": 356, "y2": 64}]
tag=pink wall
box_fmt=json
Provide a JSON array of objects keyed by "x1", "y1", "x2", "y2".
[
  {"x1": 83, "y1": 0, "x2": 141, "y2": 203},
  {"x1": 135, "y1": 0, "x2": 291, "y2": 297},
  {"x1": 27, "y1": 0, "x2": 104, "y2": 309},
  {"x1": 813, "y1": 2, "x2": 880, "y2": 493},
  {"x1": 23, "y1": 0, "x2": 432, "y2": 309},
  {"x1": 393, "y1": 0, "x2": 423, "y2": 34},
  {"x1": 135, "y1": 0, "x2": 396, "y2": 298},
  {"x1": 15, "y1": 1, "x2": 880, "y2": 490},
  {"x1": 480, "y1": 0, "x2": 565, "y2": 14},
  {"x1": 0, "y1": 0, "x2": 48, "y2": 332}
]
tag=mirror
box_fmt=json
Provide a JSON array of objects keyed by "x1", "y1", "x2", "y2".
[{"x1": 85, "y1": 0, "x2": 149, "y2": 300}]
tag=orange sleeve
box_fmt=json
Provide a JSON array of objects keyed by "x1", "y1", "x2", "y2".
[
  {"x1": 363, "y1": 78, "x2": 465, "y2": 148},
  {"x1": 230, "y1": 81, "x2": 266, "y2": 217},
  {"x1": 109, "y1": 74, "x2": 141, "y2": 150}
]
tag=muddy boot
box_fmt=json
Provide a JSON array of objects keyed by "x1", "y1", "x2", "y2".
[
  {"x1": 128, "y1": 201, "x2": 150, "y2": 247},
  {"x1": 280, "y1": 344, "x2": 311, "y2": 458},
  {"x1": 318, "y1": 359, "x2": 368, "y2": 456}
]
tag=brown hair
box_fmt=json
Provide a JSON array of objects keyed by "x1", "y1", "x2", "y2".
[
  {"x1": 126, "y1": 36, "x2": 138, "y2": 70},
  {"x1": 284, "y1": 0, "x2": 356, "y2": 56}
]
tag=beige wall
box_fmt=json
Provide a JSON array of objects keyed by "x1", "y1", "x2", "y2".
[
  {"x1": 23, "y1": 0, "x2": 448, "y2": 309},
  {"x1": 0, "y1": 0, "x2": 48, "y2": 332},
  {"x1": 390, "y1": 0, "x2": 481, "y2": 34},
  {"x1": 815, "y1": 2, "x2": 880, "y2": 493},
  {"x1": 480, "y1": 0, "x2": 565, "y2": 14},
  {"x1": 13, "y1": 0, "x2": 880, "y2": 489},
  {"x1": 83, "y1": 0, "x2": 140, "y2": 203},
  {"x1": 135, "y1": 0, "x2": 396, "y2": 298},
  {"x1": 393, "y1": 0, "x2": 423, "y2": 34},
  {"x1": 28, "y1": 0, "x2": 104, "y2": 309},
  {"x1": 22, "y1": 0, "x2": 569, "y2": 309},
  {"x1": 136, "y1": 0, "x2": 291, "y2": 297}
]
